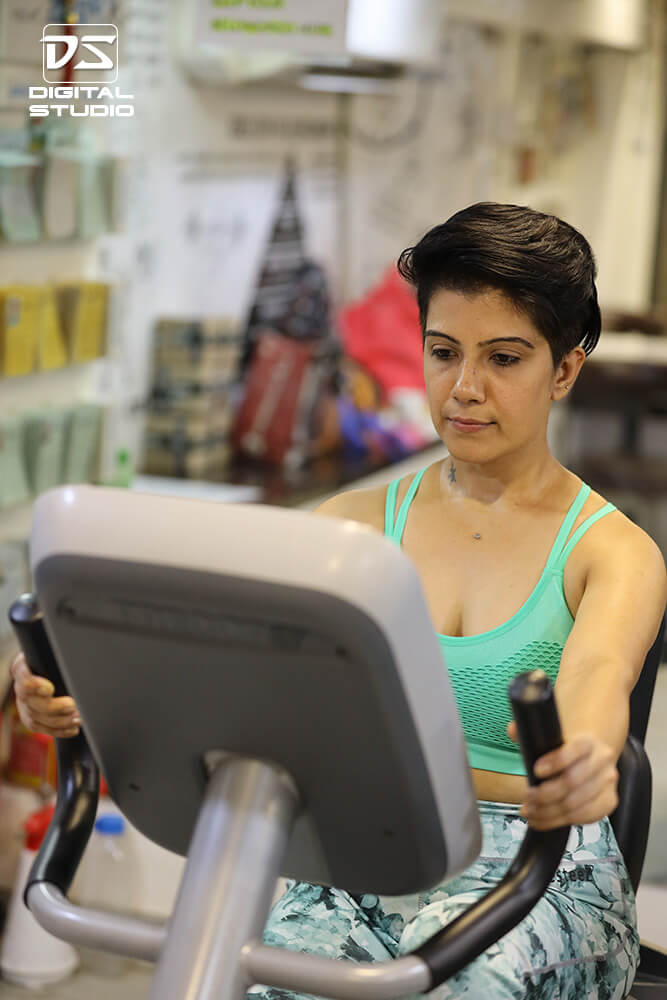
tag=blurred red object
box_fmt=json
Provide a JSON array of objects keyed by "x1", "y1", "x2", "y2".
[
  {"x1": 24, "y1": 804, "x2": 56, "y2": 851},
  {"x1": 339, "y1": 269, "x2": 423, "y2": 401},
  {"x1": 5, "y1": 704, "x2": 56, "y2": 790},
  {"x1": 232, "y1": 332, "x2": 328, "y2": 466}
]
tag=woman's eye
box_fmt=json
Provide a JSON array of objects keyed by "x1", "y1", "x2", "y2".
[
  {"x1": 493, "y1": 354, "x2": 519, "y2": 366},
  {"x1": 431, "y1": 348, "x2": 454, "y2": 361}
]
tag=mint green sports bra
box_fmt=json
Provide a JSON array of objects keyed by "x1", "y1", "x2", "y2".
[{"x1": 384, "y1": 467, "x2": 616, "y2": 775}]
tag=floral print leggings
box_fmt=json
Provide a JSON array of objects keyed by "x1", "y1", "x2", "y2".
[{"x1": 249, "y1": 801, "x2": 639, "y2": 1000}]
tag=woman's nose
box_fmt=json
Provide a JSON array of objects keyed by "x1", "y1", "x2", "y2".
[{"x1": 452, "y1": 363, "x2": 485, "y2": 402}]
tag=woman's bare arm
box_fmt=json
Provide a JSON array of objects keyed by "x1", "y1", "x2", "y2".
[{"x1": 517, "y1": 518, "x2": 667, "y2": 828}]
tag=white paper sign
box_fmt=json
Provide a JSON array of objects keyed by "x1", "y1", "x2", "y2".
[{"x1": 195, "y1": 0, "x2": 348, "y2": 56}]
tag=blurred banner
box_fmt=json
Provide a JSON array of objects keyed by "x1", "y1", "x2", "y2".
[{"x1": 194, "y1": 0, "x2": 348, "y2": 55}]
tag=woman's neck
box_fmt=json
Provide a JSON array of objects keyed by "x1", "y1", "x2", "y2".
[{"x1": 440, "y1": 450, "x2": 566, "y2": 511}]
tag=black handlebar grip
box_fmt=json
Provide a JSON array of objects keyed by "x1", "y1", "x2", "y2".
[
  {"x1": 9, "y1": 594, "x2": 68, "y2": 697},
  {"x1": 413, "y1": 670, "x2": 569, "y2": 986},
  {"x1": 9, "y1": 593, "x2": 100, "y2": 901},
  {"x1": 508, "y1": 669, "x2": 563, "y2": 785}
]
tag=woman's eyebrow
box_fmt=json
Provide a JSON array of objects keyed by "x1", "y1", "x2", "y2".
[{"x1": 424, "y1": 331, "x2": 535, "y2": 349}]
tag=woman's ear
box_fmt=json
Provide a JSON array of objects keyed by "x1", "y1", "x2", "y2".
[{"x1": 552, "y1": 346, "x2": 586, "y2": 401}]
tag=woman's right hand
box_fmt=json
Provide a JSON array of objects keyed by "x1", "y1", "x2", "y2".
[{"x1": 10, "y1": 652, "x2": 81, "y2": 739}]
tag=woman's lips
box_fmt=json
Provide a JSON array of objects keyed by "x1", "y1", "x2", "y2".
[{"x1": 449, "y1": 418, "x2": 492, "y2": 432}]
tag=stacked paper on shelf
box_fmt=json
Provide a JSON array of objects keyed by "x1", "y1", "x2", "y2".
[
  {"x1": 61, "y1": 404, "x2": 104, "y2": 485},
  {"x1": 41, "y1": 154, "x2": 78, "y2": 241},
  {"x1": 0, "y1": 156, "x2": 41, "y2": 242},
  {"x1": 0, "y1": 286, "x2": 38, "y2": 376},
  {"x1": 144, "y1": 405, "x2": 232, "y2": 479},
  {"x1": 56, "y1": 282, "x2": 109, "y2": 363},
  {"x1": 153, "y1": 317, "x2": 242, "y2": 381},
  {"x1": 35, "y1": 287, "x2": 68, "y2": 370},
  {"x1": 0, "y1": 415, "x2": 30, "y2": 508},
  {"x1": 143, "y1": 317, "x2": 241, "y2": 480},
  {"x1": 78, "y1": 158, "x2": 114, "y2": 239},
  {"x1": 142, "y1": 438, "x2": 231, "y2": 480},
  {"x1": 23, "y1": 409, "x2": 69, "y2": 495}
]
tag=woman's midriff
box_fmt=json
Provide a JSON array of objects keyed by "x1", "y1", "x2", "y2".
[{"x1": 473, "y1": 768, "x2": 528, "y2": 805}]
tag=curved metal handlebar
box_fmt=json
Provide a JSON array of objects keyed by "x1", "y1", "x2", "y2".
[{"x1": 10, "y1": 594, "x2": 569, "y2": 995}]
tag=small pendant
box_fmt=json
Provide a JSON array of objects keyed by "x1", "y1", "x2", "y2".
[{"x1": 473, "y1": 532, "x2": 482, "y2": 540}]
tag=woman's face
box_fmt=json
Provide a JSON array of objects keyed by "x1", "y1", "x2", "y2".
[{"x1": 423, "y1": 286, "x2": 564, "y2": 460}]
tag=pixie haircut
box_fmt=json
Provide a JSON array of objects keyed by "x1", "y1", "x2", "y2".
[{"x1": 397, "y1": 202, "x2": 601, "y2": 367}]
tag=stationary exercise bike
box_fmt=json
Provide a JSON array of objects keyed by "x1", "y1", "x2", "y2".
[{"x1": 9, "y1": 485, "x2": 667, "y2": 999}]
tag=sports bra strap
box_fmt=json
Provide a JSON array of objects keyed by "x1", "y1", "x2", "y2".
[
  {"x1": 544, "y1": 483, "x2": 590, "y2": 569},
  {"x1": 384, "y1": 472, "x2": 615, "y2": 562},
  {"x1": 384, "y1": 478, "x2": 400, "y2": 537},
  {"x1": 385, "y1": 467, "x2": 427, "y2": 543},
  {"x1": 558, "y1": 502, "x2": 617, "y2": 565}
]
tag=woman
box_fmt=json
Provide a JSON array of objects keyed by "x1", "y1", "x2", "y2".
[{"x1": 12, "y1": 203, "x2": 667, "y2": 998}]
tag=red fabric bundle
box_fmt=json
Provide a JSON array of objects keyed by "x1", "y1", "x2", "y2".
[{"x1": 339, "y1": 269, "x2": 423, "y2": 401}]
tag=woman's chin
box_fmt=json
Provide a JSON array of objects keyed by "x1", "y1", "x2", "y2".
[
  {"x1": 441, "y1": 438, "x2": 507, "y2": 467},
  {"x1": 441, "y1": 432, "x2": 493, "y2": 453}
]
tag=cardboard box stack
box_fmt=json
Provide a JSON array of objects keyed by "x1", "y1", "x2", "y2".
[{"x1": 142, "y1": 318, "x2": 242, "y2": 479}]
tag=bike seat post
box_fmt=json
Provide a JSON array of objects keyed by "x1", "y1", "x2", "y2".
[{"x1": 148, "y1": 755, "x2": 299, "y2": 1000}]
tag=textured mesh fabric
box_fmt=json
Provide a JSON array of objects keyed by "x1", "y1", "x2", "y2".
[
  {"x1": 385, "y1": 467, "x2": 616, "y2": 775},
  {"x1": 437, "y1": 635, "x2": 564, "y2": 774}
]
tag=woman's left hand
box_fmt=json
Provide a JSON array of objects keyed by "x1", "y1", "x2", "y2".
[{"x1": 506, "y1": 721, "x2": 619, "y2": 829}]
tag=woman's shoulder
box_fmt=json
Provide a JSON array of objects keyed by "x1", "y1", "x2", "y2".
[
  {"x1": 577, "y1": 480, "x2": 655, "y2": 543},
  {"x1": 575, "y1": 482, "x2": 666, "y2": 590},
  {"x1": 311, "y1": 483, "x2": 388, "y2": 533},
  {"x1": 311, "y1": 463, "x2": 435, "y2": 532}
]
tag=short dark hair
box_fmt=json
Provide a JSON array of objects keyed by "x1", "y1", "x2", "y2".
[{"x1": 397, "y1": 202, "x2": 601, "y2": 367}]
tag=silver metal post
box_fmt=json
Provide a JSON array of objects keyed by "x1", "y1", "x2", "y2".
[{"x1": 148, "y1": 755, "x2": 299, "y2": 1000}]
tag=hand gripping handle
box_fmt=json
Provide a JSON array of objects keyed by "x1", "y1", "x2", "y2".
[
  {"x1": 413, "y1": 670, "x2": 567, "y2": 989},
  {"x1": 9, "y1": 594, "x2": 99, "y2": 901},
  {"x1": 508, "y1": 668, "x2": 563, "y2": 784}
]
